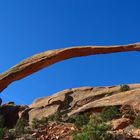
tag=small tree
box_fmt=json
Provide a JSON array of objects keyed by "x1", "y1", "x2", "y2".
[
  {"x1": 100, "y1": 106, "x2": 121, "y2": 122},
  {"x1": 73, "y1": 115, "x2": 112, "y2": 140},
  {"x1": 120, "y1": 85, "x2": 130, "y2": 92}
]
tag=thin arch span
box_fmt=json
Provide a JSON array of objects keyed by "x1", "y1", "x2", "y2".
[{"x1": 0, "y1": 42, "x2": 140, "y2": 93}]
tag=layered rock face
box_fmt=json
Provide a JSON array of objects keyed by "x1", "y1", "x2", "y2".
[{"x1": 29, "y1": 84, "x2": 140, "y2": 122}]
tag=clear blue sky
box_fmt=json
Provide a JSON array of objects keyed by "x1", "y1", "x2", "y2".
[{"x1": 0, "y1": 0, "x2": 140, "y2": 105}]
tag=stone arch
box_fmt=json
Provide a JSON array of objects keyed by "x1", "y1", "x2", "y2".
[{"x1": 0, "y1": 42, "x2": 140, "y2": 93}]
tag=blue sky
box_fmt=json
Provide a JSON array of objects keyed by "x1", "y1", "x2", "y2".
[{"x1": 0, "y1": 0, "x2": 140, "y2": 105}]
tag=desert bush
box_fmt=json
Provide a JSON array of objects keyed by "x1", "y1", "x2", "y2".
[
  {"x1": 32, "y1": 118, "x2": 39, "y2": 129},
  {"x1": 72, "y1": 114, "x2": 89, "y2": 128},
  {"x1": 20, "y1": 134, "x2": 36, "y2": 140},
  {"x1": 4, "y1": 129, "x2": 15, "y2": 140},
  {"x1": 0, "y1": 128, "x2": 7, "y2": 139},
  {"x1": 120, "y1": 84, "x2": 130, "y2": 92},
  {"x1": 100, "y1": 106, "x2": 121, "y2": 122},
  {"x1": 73, "y1": 115, "x2": 112, "y2": 140},
  {"x1": 32, "y1": 117, "x2": 48, "y2": 129},
  {"x1": 47, "y1": 111, "x2": 62, "y2": 122},
  {"x1": 73, "y1": 132, "x2": 89, "y2": 140},
  {"x1": 7, "y1": 102, "x2": 15, "y2": 106},
  {"x1": 15, "y1": 118, "x2": 28, "y2": 135},
  {"x1": 61, "y1": 114, "x2": 76, "y2": 123},
  {"x1": 134, "y1": 114, "x2": 140, "y2": 128},
  {"x1": 38, "y1": 117, "x2": 48, "y2": 125}
]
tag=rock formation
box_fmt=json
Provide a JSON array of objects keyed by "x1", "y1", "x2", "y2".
[
  {"x1": 1, "y1": 84, "x2": 140, "y2": 139},
  {"x1": 0, "y1": 42, "x2": 140, "y2": 93},
  {"x1": 29, "y1": 84, "x2": 140, "y2": 122},
  {"x1": 27, "y1": 84, "x2": 140, "y2": 139},
  {"x1": 0, "y1": 43, "x2": 140, "y2": 139}
]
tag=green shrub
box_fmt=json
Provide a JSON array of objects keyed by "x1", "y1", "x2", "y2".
[
  {"x1": 7, "y1": 102, "x2": 15, "y2": 106},
  {"x1": 47, "y1": 112, "x2": 62, "y2": 122},
  {"x1": 72, "y1": 114, "x2": 89, "y2": 128},
  {"x1": 62, "y1": 115, "x2": 75, "y2": 123},
  {"x1": 65, "y1": 114, "x2": 89, "y2": 128},
  {"x1": 100, "y1": 106, "x2": 121, "y2": 122},
  {"x1": 73, "y1": 115, "x2": 112, "y2": 140},
  {"x1": 32, "y1": 118, "x2": 39, "y2": 129},
  {"x1": 0, "y1": 128, "x2": 7, "y2": 139},
  {"x1": 4, "y1": 129, "x2": 16, "y2": 140},
  {"x1": 15, "y1": 118, "x2": 28, "y2": 135},
  {"x1": 73, "y1": 132, "x2": 90, "y2": 140},
  {"x1": 120, "y1": 85, "x2": 130, "y2": 92},
  {"x1": 134, "y1": 114, "x2": 140, "y2": 128},
  {"x1": 38, "y1": 117, "x2": 48, "y2": 124},
  {"x1": 32, "y1": 117, "x2": 48, "y2": 129}
]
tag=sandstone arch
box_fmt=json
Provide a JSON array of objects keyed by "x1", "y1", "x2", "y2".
[{"x1": 0, "y1": 42, "x2": 140, "y2": 93}]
